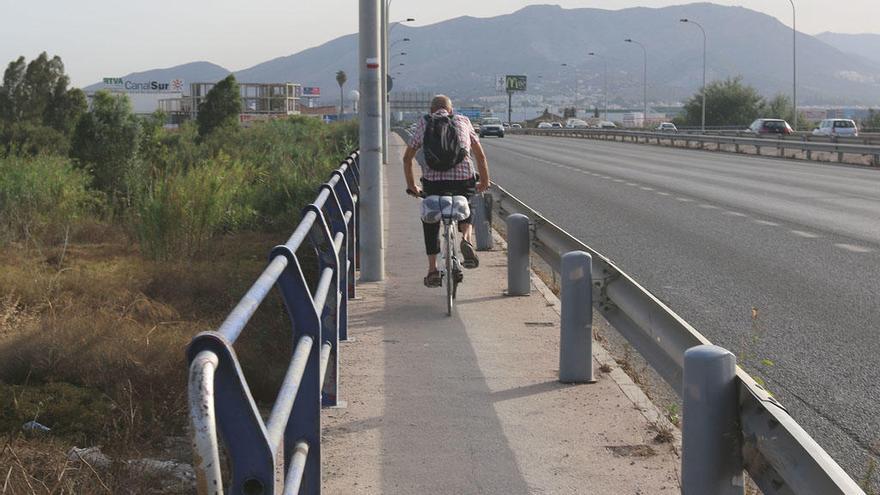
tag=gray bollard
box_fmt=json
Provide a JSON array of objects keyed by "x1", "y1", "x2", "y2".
[
  {"x1": 471, "y1": 193, "x2": 494, "y2": 251},
  {"x1": 682, "y1": 345, "x2": 744, "y2": 495},
  {"x1": 506, "y1": 214, "x2": 530, "y2": 296},
  {"x1": 559, "y1": 251, "x2": 595, "y2": 383}
]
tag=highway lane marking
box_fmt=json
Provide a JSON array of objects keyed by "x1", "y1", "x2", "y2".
[
  {"x1": 834, "y1": 243, "x2": 874, "y2": 253},
  {"x1": 612, "y1": 179, "x2": 625, "y2": 183},
  {"x1": 753, "y1": 220, "x2": 780, "y2": 226},
  {"x1": 676, "y1": 197, "x2": 694, "y2": 202},
  {"x1": 640, "y1": 187, "x2": 655, "y2": 191},
  {"x1": 723, "y1": 211, "x2": 748, "y2": 217},
  {"x1": 657, "y1": 192, "x2": 671, "y2": 196},
  {"x1": 698, "y1": 204, "x2": 719, "y2": 209},
  {"x1": 790, "y1": 230, "x2": 821, "y2": 238}
]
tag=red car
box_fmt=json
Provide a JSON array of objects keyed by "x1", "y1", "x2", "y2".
[{"x1": 747, "y1": 118, "x2": 794, "y2": 135}]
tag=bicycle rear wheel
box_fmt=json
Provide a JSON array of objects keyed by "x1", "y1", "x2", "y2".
[{"x1": 445, "y1": 224, "x2": 454, "y2": 316}]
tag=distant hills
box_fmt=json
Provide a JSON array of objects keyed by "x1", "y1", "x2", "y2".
[
  {"x1": 816, "y1": 32, "x2": 880, "y2": 66},
  {"x1": 85, "y1": 3, "x2": 880, "y2": 106}
]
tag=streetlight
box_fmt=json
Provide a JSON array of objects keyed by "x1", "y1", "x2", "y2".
[
  {"x1": 560, "y1": 63, "x2": 579, "y2": 117},
  {"x1": 380, "y1": 0, "x2": 414, "y2": 162},
  {"x1": 680, "y1": 19, "x2": 707, "y2": 133},
  {"x1": 588, "y1": 52, "x2": 608, "y2": 121},
  {"x1": 624, "y1": 38, "x2": 648, "y2": 127},
  {"x1": 786, "y1": 0, "x2": 798, "y2": 131}
]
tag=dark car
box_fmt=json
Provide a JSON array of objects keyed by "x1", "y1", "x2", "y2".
[{"x1": 747, "y1": 119, "x2": 794, "y2": 135}]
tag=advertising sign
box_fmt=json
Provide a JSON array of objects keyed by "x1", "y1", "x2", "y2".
[
  {"x1": 505, "y1": 75, "x2": 527, "y2": 92},
  {"x1": 102, "y1": 77, "x2": 184, "y2": 93},
  {"x1": 302, "y1": 87, "x2": 321, "y2": 97}
]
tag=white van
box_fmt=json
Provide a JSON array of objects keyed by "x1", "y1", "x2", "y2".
[{"x1": 813, "y1": 119, "x2": 859, "y2": 137}]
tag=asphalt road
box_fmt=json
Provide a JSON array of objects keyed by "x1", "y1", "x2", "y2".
[{"x1": 481, "y1": 134, "x2": 880, "y2": 485}]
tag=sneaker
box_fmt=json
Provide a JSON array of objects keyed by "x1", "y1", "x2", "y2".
[
  {"x1": 424, "y1": 270, "x2": 442, "y2": 288},
  {"x1": 460, "y1": 239, "x2": 479, "y2": 269}
]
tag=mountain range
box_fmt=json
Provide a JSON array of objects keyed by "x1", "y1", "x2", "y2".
[{"x1": 86, "y1": 3, "x2": 880, "y2": 106}]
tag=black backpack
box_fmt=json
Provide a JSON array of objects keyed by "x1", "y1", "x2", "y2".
[{"x1": 422, "y1": 114, "x2": 467, "y2": 171}]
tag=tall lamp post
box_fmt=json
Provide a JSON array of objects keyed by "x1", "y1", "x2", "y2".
[
  {"x1": 624, "y1": 38, "x2": 648, "y2": 127},
  {"x1": 787, "y1": 0, "x2": 798, "y2": 131},
  {"x1": 380, "y1": 0, "x2": 414, "y2": 162},
  {"x1": 588, "y1": 52, "x2": 608, "y2": 121},
  {"x1": 680, "y1": 19, "x2": 707, "y2": 133},
  {"x1": 560, "y1": 63, "x2": 579, "y2": 117}
]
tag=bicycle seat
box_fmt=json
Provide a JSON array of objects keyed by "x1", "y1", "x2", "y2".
[{"x1": 421, "y1": 195, "x2": 471, "y2": 223}]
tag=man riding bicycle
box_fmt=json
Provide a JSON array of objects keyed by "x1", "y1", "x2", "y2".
[{"x1": 403, "y1": 95, "x2": 490, "y2": 288}]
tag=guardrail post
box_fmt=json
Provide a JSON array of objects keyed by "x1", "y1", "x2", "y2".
[
  {"x1": 559, "y1": 251, "x2": 595, "y2": 383},
  {"x1": 682, "y1": 345, "x2": 743, "y2": 495},
  {"x1": 472, "y1": 193, "x2": 494, "y2": 251},
  {"x1": 506, "y1": 213, "x2": 530, "y2": 296}
]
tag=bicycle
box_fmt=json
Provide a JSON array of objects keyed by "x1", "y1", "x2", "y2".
[{"x1": 407, "y1": 189, "x2": 470, "y2": 316}]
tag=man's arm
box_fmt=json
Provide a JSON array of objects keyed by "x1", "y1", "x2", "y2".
[
  {"x1": 472, "y1": 140, "x2": 490, "y2": 192},
  {"x1": 403, "y1": 145, "x2": 421, "y2": 194}
]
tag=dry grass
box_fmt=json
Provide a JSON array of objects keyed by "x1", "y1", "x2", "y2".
[{"x1": 0, "y1": 227, "x2": 303, "y2": 491}]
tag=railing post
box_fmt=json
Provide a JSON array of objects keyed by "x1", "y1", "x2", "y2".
[
  {"x1": 682, "y1": 345, "x2": 744, "y2": 495},
  {"x1": 559, "y1": 251, "x2": 594, "y2": 383},
  {"x1": 506, "y1": 213, "x2": 530, "y2": 296},
  {"x1": 471, "y1": 192, "x2": 494, "y2": 251}
]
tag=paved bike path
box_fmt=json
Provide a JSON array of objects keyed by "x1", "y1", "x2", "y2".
[{"x1": 323, "y1": 134, "x2": 679, "y2": 494}]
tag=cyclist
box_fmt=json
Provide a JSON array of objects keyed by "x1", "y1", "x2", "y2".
[{"x1": 403, "y1": 95, "x2": 490, "y2": 288}]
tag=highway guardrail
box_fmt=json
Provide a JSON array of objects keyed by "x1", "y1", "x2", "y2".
[
  {"x1": 187, "y1": 151, "x2": 360, "y2": 495},
  {"x1": 488, "y1": 184, "x2": 865, "y2": 495},
  {"x1": 512, "y1": 128, "x2": 880, "y2": 166}
]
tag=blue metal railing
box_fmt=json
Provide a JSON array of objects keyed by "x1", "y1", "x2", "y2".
[{"x1": 187, "y1": 151, "x2": 360, "y2": 495}]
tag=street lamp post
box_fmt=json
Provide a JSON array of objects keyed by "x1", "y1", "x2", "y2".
[
  {"x1": 680, "y1": 19, "x2": 707, "y2": 133},
  {"x1": 561, "y1": 63, "x2": 579, "y2": 117},
  {"x1": 380, "y1": 0, "x2": 414, "y2": 162},
  {"x1": 624, "y1": 39, "x2": 648, "y2": 128},
  {"x1": 588, "y1": 52, "x2": 608, "y2": 121},
  {"x1": 787, "y1": 0, "x2": 798, "y2": 131}
]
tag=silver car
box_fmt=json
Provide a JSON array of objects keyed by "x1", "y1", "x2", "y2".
[{"x1": 812, "y1": 119, "x2": 859, "y2": 137}]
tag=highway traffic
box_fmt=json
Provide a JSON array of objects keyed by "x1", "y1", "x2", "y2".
[{"x1": 483, "y1": 134, "x2": 880, "y2": 481}]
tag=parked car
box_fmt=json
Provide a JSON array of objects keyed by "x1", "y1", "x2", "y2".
[
  {"x1": 747, "y1": 118, "x2": 794, "y2": 135},
  {"x1": 656, "y1": 122, "x2": 678, "y2": 132},
  {"x1": 550, "y1": 122, "x2": 563, "y2": 128},
  {"x1": 503, "y1": 122, "x2": 511, "y2": 129},
  {"x1": 537, "y1": 122, "x2": 553, "y2": 129},
  {"x1": 598, "y1": 121, "x2": 617, "y2": 129},
  {"x1": 565, "y1": 119, "x2": 590, "y2": 129},
  {"x1": 812, "y1": 119, "x2": 859, "y2": 137},
  {"x1": 510, "y1": 123, "x2": 522, "y2": 129},
  {"x1": 479, "y1": 117, "x2": 505, "y2": 138}
]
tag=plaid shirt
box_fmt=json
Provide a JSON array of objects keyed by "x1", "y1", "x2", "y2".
[{"x1": 408, "y1": 109, "x2": 479, "y2": 181}]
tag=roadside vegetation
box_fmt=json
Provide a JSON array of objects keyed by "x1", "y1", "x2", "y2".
[{"x1": 0, "y1": 54, "x2": 357, "y2": 492}]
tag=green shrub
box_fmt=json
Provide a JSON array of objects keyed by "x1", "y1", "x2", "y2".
[
  {"x1": 133, "y1": 154, "x2": 257, "y2": 259},
  {"x1": 0, "y1": 155, "x2": 100, "y2": 244}
]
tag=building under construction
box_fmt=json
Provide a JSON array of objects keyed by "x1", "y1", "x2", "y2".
[{"x1": 159, "y1": 82, "x2": 302, "y2": 125}]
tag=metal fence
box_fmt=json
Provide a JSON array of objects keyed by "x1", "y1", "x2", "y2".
[
  {"x1": 187, "y1": 151, "x2": 360, "y2": 495},
  {"x1": 488, "y1": 184, "x2": 865, "y2": 495},
  {"x1": 512, "y1": 128, "x2": 880, "y2": 165}
]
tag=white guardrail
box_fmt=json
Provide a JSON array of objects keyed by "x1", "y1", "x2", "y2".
[
  {"x1": 510, "y1": 128, "x2": 880, "y2": 166},
  {"x1": 487, "y1": 184, "x2": 865, "y2": 495}
]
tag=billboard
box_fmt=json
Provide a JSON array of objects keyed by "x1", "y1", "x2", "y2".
[
  {"x1": 101, "y1": 77, "x2": 184, "y2": 93},
  {"x1": 302, "y1": 87, "x2": 321, "y2": 97},
  {"x1": 505, "y1": 75, "x2": 527, "y2": 92}
]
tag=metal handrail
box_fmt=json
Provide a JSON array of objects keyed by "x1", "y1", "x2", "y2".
[
  {"x1": 488, "y1": 184, "x2": 864, "y2": 495},
  {"x1": 511, "y1": 128, "x2": 880, "y2": 165},
  {"x1": 187, "y1": 151, "x2": 360, "y2": 495}
]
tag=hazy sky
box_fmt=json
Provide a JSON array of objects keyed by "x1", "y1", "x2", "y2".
[{"x1": 3, "y1": 0, "x2": 878, "y2": 87}]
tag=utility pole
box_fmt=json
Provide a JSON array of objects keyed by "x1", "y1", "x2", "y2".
[
  {"x1": 380, "y1": 1, "x2": 388, "y2": 164},
  {"x1": 680, "y1": 19, "x2": 707, "y2": 133},
  {"x1": 625, "y1": 39, "x2": 648, "y2": 128},
  {"x1": 588, "y1": 52, "x2": 608, "y2": 121},
  {"x1": 788, "y1": 0, "x2": 798, "y2": 131},
  {"x1": 359, "y1": 0, "x2": 384, "y2": 281}
]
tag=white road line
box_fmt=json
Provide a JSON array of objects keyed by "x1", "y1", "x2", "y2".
[
  {"x1": 657, "y1": 192, "x2": 671, "y2": 196},
  {"x1": 698, "y1": 204, "x2": 719, "y2": 209},
  {"x1": 612, "y1": 179, "x2": 625, "y2": 183},
  {"x1": 790, "y1": 230, "x2": 821, "y2": 239},
  {"x1": 834, "y1": 243, "x2": 874, "y2": 253},
  {"x1": 754, "y1": 220, "x2": 780, "y2": 226},
  {"x1": 676, "y1": 197, "x2": 694, "y2": 202},
  {"x1": 724, "y1": 211, "x2": 748, "y2": 217},
  {"x1": 640, "y1": 187, "x2": 654, "y2": 191},
  {"x1": 626, "y1": 182, "x2": 639, "y2": 186}
]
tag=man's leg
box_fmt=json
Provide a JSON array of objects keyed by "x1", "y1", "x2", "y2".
[{"x1": 423, "y1": 221, "x2": 442, "y2": 287}]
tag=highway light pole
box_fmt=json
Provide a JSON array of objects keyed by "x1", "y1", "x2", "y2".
[
  {"x1": 561, "y1": 63, "x2": 579, "y2": 117},
  {"x1": 680, "y1": 19, "x2": 707, "y2": 133},
  {"x1": 380, "y1": 1, "x2": 413, "y2": 163},
  {"x1": 787, "y1": 0, "x2": 798, "y2": 131},
  {"x1": 624, "y1": 39, "x2": 648, "y2": 127},
  {"x1": 588, "y1": 52, "x2": 608, "y2": 121},
  {"x1": 360, "y1": 0, "x2": 384, "y2": 281}
]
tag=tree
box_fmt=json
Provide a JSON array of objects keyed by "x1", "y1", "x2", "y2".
[
  {"x1": 562, "y1": 107, "x2": 576, "y2": 119},
  {"x1": 71, "y1": 91, "x2": 141, "y2": 201},
  {"x1": 678, "y1": 77, "x2": 764, "y2": 127},
  {"x1": 862, "y1": 109, "x2": 880, "y2": 130},
  {"x1": 336, "y1": 70, "x2": 347, "y2": 118},
  {"x1": 593, "y1": 106, "x2": 600, "y2": 119},
  {"x1": 197, "y1": 75, "x2": 240, "y2": 138}
]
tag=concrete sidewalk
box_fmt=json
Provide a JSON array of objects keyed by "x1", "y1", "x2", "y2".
[{"x1": 323, "y1": 134, "x2": 680, "y2": 494}]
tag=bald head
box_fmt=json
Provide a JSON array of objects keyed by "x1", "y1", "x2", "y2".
[{"x1": 430, "y1": 94, "x2": 453, "y2": 113}]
